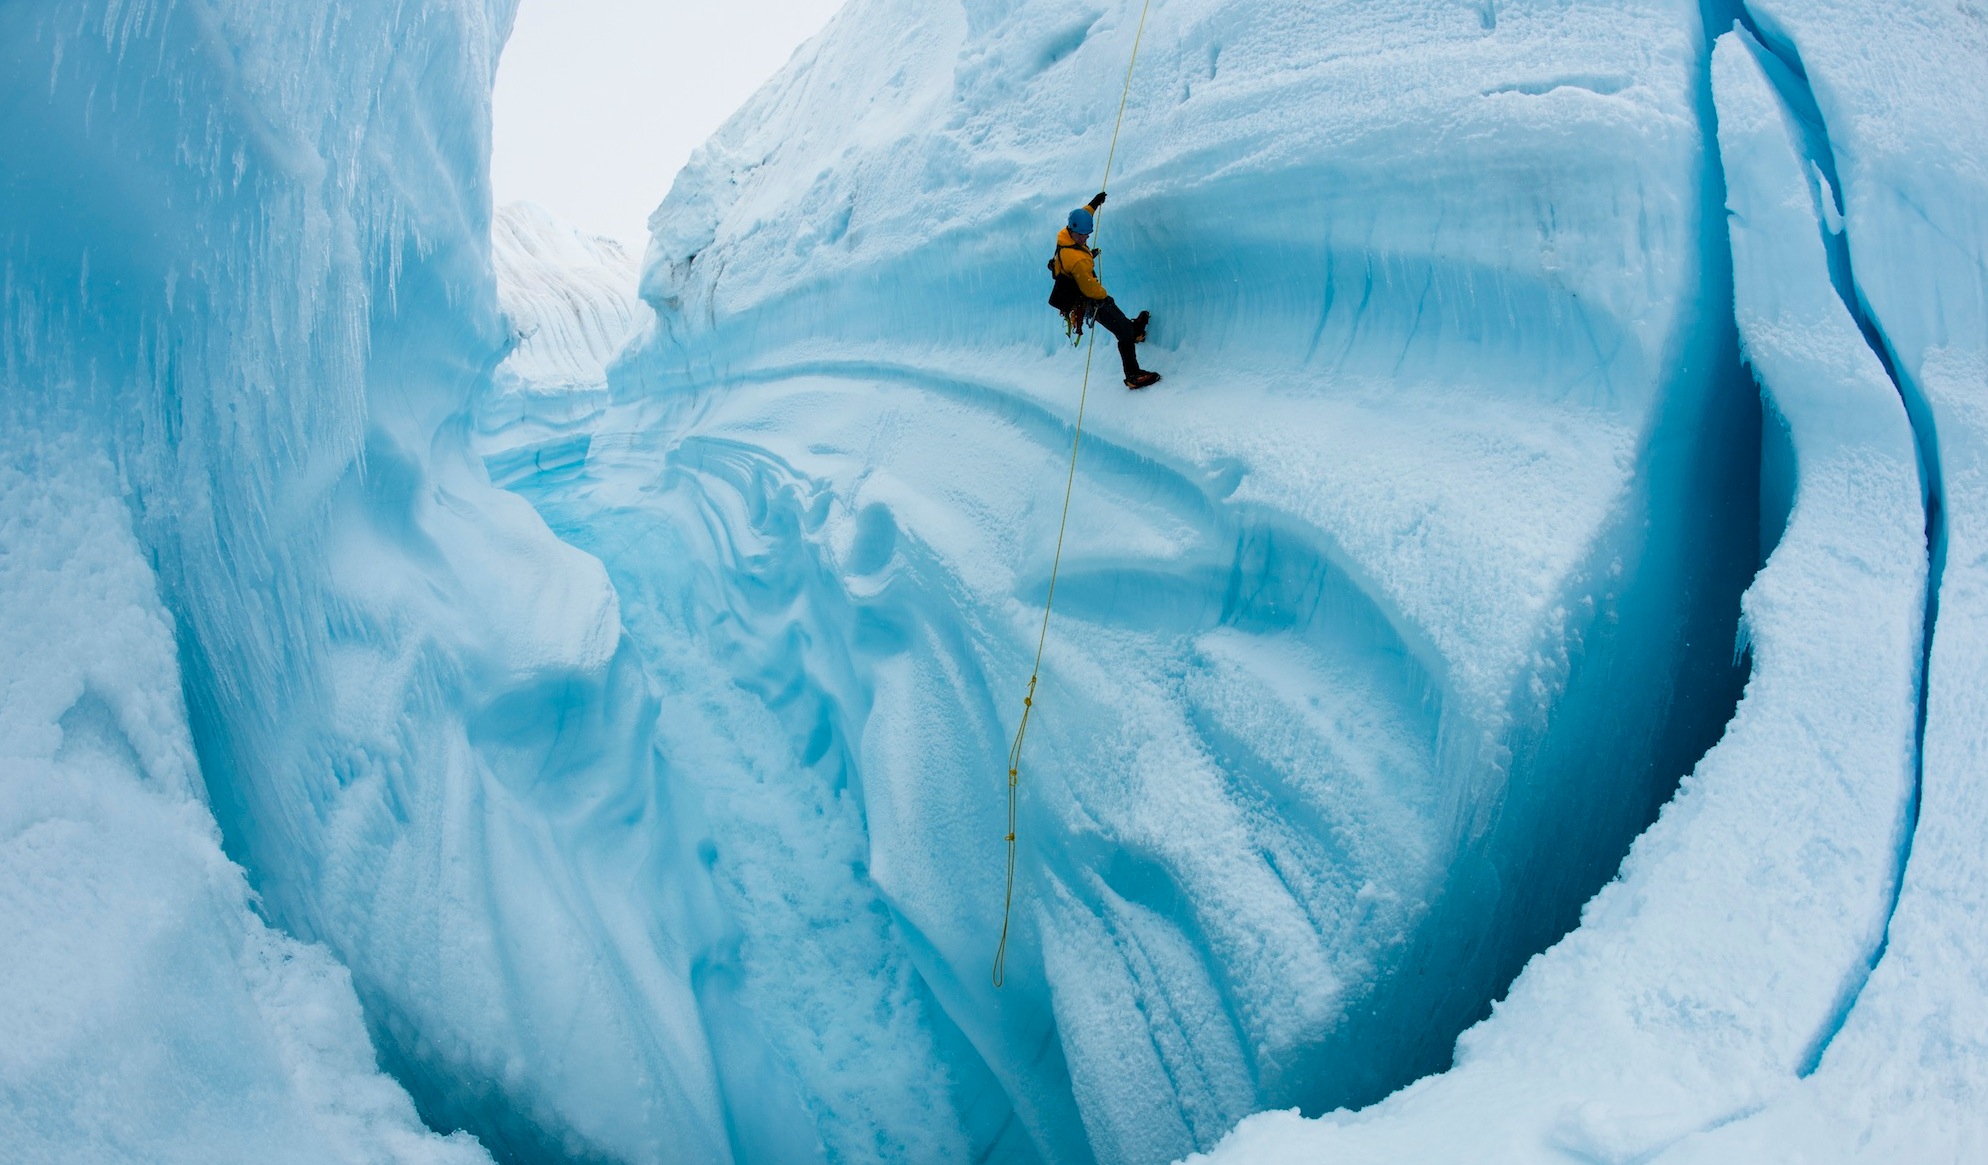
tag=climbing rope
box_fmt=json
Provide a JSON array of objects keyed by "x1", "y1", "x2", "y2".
[{"x1": 994, "y1": 0, "x2": 1155, "y2": 990}]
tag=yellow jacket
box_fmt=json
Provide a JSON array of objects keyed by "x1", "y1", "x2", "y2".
[{"x1": 1052, "y1": 227, "x2": 1109, "y2": 301}]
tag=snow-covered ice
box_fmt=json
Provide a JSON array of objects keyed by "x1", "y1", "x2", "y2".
[{"x1": 4, "y1": 0, "x2": 1985, "y2": 1162}]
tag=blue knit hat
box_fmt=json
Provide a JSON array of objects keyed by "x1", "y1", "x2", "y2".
[{"x1": 1068, "y1": 207, "x2": 1095, "y2": 235}]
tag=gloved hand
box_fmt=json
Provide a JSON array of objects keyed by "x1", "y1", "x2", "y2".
[{"x1": 1088, "y1": 191, "x2": 1108, "y2": 210}]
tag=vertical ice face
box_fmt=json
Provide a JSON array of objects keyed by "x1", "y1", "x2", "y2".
[
  {"x1": 503, "y1": 0, "x2": 1767, "y2": 1160},
  {"x1": 0, "y1": 1, "x2": 515, "y2": 1155},
  {"x1": 0, "y1": 1, "x2": 704, "y2": 1162}
]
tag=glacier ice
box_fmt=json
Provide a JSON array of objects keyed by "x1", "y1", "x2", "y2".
[
  {"x1": 514, "y1": 0, "x2": 1767, "y2": 1158},
  {"x1": 3, "y1": 0, "x2": 553, "y2": 1160},
  {"x1": 1192, "y1": 4, "x2": 1988, "y2": 1163},
  {"x1": 1188, "y1": 22, "x2": 1939, "y2": 1163},
  {"x1": 0, "y1": 451, "x2": 491, "y2": 1165},
  {"x1": 4, "y1": 0, "x2": 1986, "y2": 1163}
]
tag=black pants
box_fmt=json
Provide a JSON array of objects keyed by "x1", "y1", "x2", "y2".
[{"x1": 1090, "y1": 298, "x2": 1144, "y2": 380}]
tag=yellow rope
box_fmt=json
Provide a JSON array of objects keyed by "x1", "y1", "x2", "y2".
[{"x1": 994, "y1": 0, "x2": 1155, "y2": 990}]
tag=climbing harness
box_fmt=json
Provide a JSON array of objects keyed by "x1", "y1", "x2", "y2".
[
  {"x1": 1048, "y1": 244, "x2": 1099, "y2": 344},
  {"x1": 994, "y1": 0, "x2": 1155, "y2": 990}
]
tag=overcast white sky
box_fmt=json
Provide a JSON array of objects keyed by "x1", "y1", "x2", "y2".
[{"x1": 493, "y1": 0, "x2": 846, "y2": 248}]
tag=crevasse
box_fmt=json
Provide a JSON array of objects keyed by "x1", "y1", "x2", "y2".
[
  {"x1": 490, "y1": 0, "x2": 1764, "y2": 1160},
  {"x1": 5, "y1": 0, "x2": 1983, "y2": 1163}
]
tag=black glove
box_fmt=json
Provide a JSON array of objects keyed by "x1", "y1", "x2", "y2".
[{"x1": 1088, "y1": 191, "x2": 1108, "y2": 211}]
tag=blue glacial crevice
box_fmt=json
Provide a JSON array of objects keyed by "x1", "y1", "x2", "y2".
[
  {"x1": 456, "y1": 3, "x2": 1781, "y2": 1159},
  {"x1": 5, "y1": 0, "x2": 1981, "y2": 1160},
  {"x1": 1724, "y1": 10, "x2": 1946, "y2": 1081},
  {"x1": 1188, "y1": 13, "x2": 1946, "y2": 1157},
  {"x1": 27, "y1": 0, "x2": 1972, "y2": 1160}
]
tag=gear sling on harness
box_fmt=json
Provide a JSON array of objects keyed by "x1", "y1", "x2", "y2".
[
  {"x1": 1047, "y1": 251, "x2": 1088, "y2": 336},
  {"x1": 993, "y1": 0, "x2": 1155, "y2": 990},
  {"x1": 1048, "y1": 245, "x2": 1094, "y2": 340}
]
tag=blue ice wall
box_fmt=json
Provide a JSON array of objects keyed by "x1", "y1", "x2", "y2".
[
  {"x1": 0, "y1": 0, "x2": 1821, "y2": 1161},
  {"x1": 484, "y1": 1, "x2": 1762, "y2": 1160},
  {"x1": 1, "y1": 3, "x2": 719, "y2": 1162},
  {"x1": 1192, "y1": 9, "x2": 1976, "y2": 1156}
]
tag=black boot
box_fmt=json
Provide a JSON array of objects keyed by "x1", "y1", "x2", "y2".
[{"x1": 1125, "y1": 370, "x2": 1162, "y2": 390}]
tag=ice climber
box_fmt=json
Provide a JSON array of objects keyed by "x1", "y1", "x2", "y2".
[{"x1": 1050, "y1": 192, "x2": 1162, "y2": 390}]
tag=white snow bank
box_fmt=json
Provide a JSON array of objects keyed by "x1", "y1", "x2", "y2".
[{"x1": 496, "y1": 202, "x2": 643, "y2": 392}]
